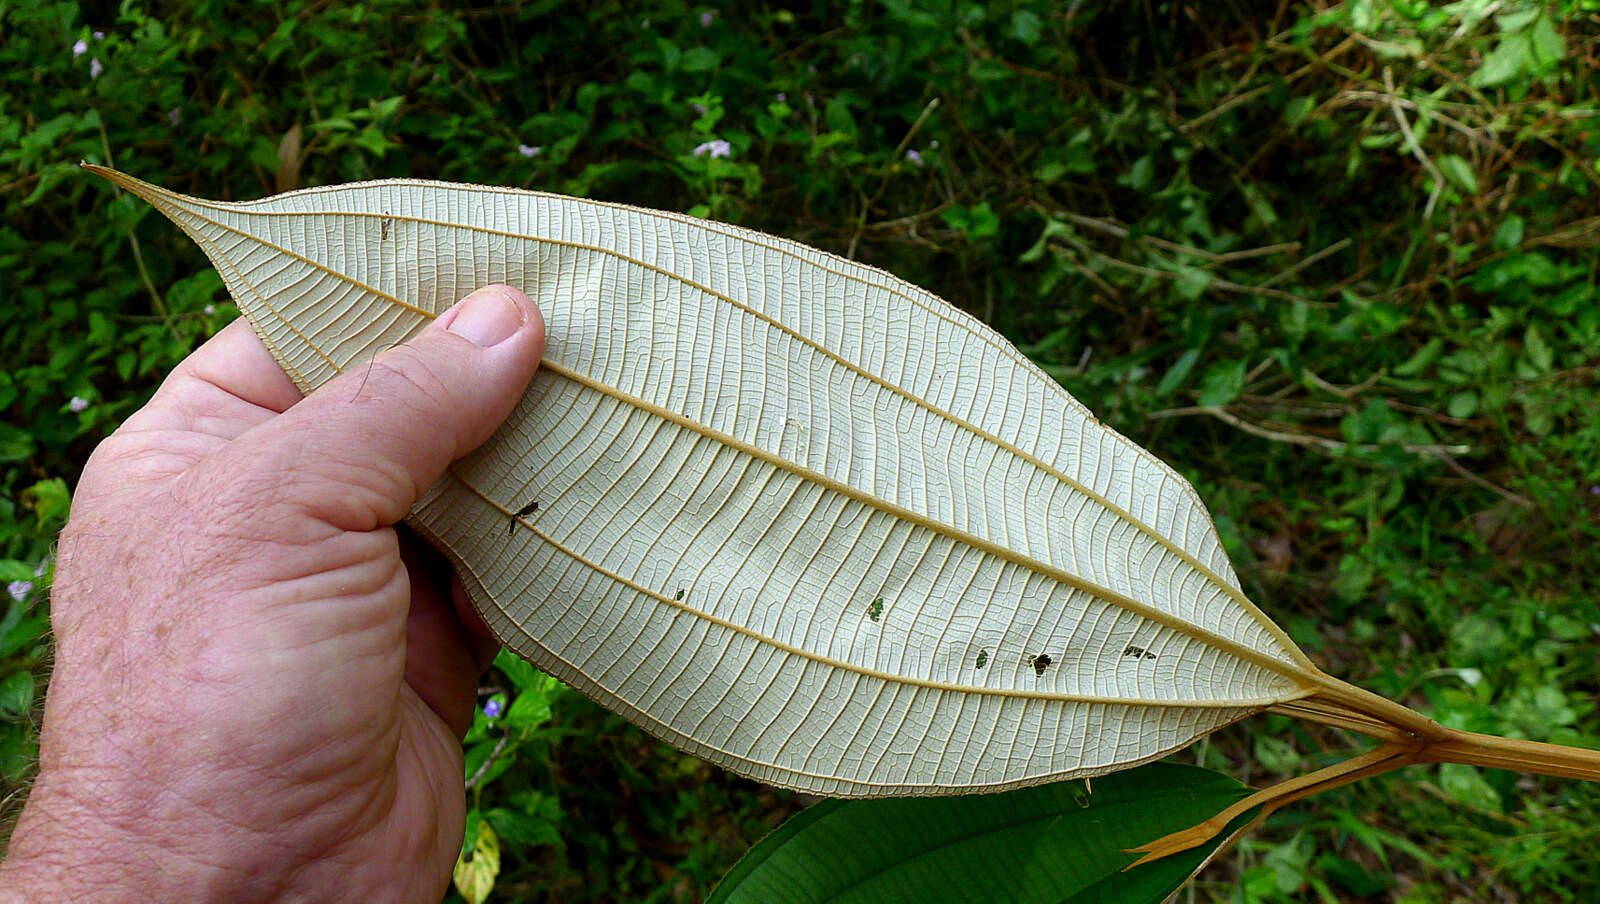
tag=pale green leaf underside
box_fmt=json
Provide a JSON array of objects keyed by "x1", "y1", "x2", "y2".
[{"x1": 104, "y1": 170, "x2": 1317, "y2": 796}]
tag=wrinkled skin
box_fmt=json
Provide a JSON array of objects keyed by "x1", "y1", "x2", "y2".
[{"x1": 0, "y1": 286, "x2": 545, "y2": 903}]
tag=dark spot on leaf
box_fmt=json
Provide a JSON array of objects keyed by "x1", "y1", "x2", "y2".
[
  {"x1": 509, "y1": 499, "x2": 539, "y2": 534},
  {"x1": 1122, "y1": 645, "x2": 1156, "y2": 661},
  {"x1": 867, "y1": 598, "x2": 884, "y2": 621},
  {"x1": 975, "y1": 649, "x2": 988, "y2": 669},
  {"x1": 1029, "y1": 653, "x2": 1052, "y2": 676},
  {"x1": 675, "y1": 588, "x2": 685, "y2": 601}
]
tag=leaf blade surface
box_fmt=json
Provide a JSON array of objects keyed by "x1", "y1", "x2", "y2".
[
  {"x1": 707, "y1": 763, "x2": 1258, "y2": 904},
  {"x1": 92, "y1": 168, "x2": 1318, "y2": 795}
]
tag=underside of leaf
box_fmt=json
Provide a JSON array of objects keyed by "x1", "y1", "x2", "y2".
[{"x1": 87, "y1": 164, "x2": 1600, "y2": 847}]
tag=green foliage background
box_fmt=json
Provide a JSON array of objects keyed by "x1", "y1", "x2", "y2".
[{"x1": 3, "y1": 1, "x2": 1598, "y2": 901}]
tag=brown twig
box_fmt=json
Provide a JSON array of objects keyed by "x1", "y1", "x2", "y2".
[
  {"x1": 1258, "y1": 238, "x2": 1352, "y2": 289},
  {"x1": 1148, "y1": 405, "x2": 1472, "y2": 456},
  {"x1": 464, "y1": 732, "x2": 511, "y2": 791}
]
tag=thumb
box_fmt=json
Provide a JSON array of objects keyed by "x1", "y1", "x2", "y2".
[{"x1": 244, "y1": 284, "x2": 546, "y2": 531}]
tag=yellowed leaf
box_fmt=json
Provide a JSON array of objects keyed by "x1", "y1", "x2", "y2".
[{"x1": 452, "y1": 820, "x2": 500, "y2": 904}]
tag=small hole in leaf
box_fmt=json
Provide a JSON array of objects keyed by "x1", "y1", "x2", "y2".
[
  {"x1": 1029, "y1": 654, "x2": 1052, "y2": 677},
  {"x1": 975, "y1": 649, "x2": 988, "y2": 669},
  {"x1": 867, "y1": 598, "x2": 884, "y2": 621},
  {"x1": 675, "y1": 588, "x2": 685, "y2": 601}
]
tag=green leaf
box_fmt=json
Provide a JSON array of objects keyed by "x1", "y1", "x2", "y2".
[
  {"x1": 1437, "y1": 155, "x2": 1478, "y2": 195},
  {"x1": 0, "y1": 602, "x2": 48, "y2": 660},
  {"x1": 681, "y1": 47, "x2": 722, "y2": 72},
  {"x1": 504, "y1": 681, "x2": 554, "y2": 729},
  {"x1": 484, "y1": 797, "x2": 564, "y2": 849},
  {"x1": 1347, "y1": 0, "x2": 1377, "y2": 32},
  {"x1": 965, "y1": 202, "x2": 1001, "y2": 239},
  {"x1": 452, "y1": 820, "x2": 502, "y2": 904},
  {"x1": 1471, "y1": 32, "x2": 1530, "y2": 89},
  {"x1": 1524, "y1": 398, "x2": 1554, "y2": 436},
  {"x1": 0, "y1": 670, "x2": 35, "y2": 721},
  {"x1": 1284, "y1": 96, "x2": 1315, "y2": 126},
  {"x1": 708, "y1": 764, "x2": 1256, "y2": 904},
  {"x1": 654, "y1": 37, "x2": 681, "y2": 72},
  {"x1": 1447, "y1": 390, "x2": 1479, "y2": 419},
  {"x1": 1019, "y1": 219, "x2": 1073, "y2": 263},
  {"x1": 1439, "y1": 763, "x2": 1503, "y2": 813},
  {"x1": 1528, "y1": 15, "x2": 1565, "y2": 70},
  {"x1": 1, "y1": 722, "x2": 37, "y2": 784},
  {"x1": 824, "y1": 97, "x2": 858, "y2": 136},
  {"x1": 1198, "y1": 359, "x2": 1248, "y2": 407},
  {"x1": 1240, "y1": 182, "x2": 1279, "y2": 227},
  {"x1": 941, "y1": 202, "x2": 1000, "y2": 240},
  {"x1": 1156, "y1": 347, "x2": 1204, "y2": 396},
  {"x1": 1524, "y1": 325, "x2": 1553, "y2": 374},
  {"x1": 353, "y1": 127, "x2": 391, "y2": 157},
  {"x1": 1493, "y1": 214, "x2": 1525, "y2": 250},
  {"x1": 0, "y1": 423, "x2": 34, "y2": 463},
  {"x1": 22, "y1": 478, "x2": 71, "y2": 524},
  {"x1": 1119, "y1": 154, "x2": 1154, "y2": 191},
  {"x1": 1393, "y1": 337, "x2": 1443, "y2": 377},
  {"x1": 1174, "y1": 267, "x2": 1211, "y2": 301},
  {"x1": 1009, "y1": 10, "x2": 1043, "y2": 45},
  {"x1": 492, "y1": 647, "x2": 541, "y2": 691},
  {"x1": 1496, "y1": 7, "x2": 1542, "y2": 31}
]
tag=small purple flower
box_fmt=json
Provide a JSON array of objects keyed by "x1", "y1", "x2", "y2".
[
  {"x1": 929, "y1": 139, "x2": 940, "y2": 148},
  {"x1": 203, "y1": 304, "x2": 216, "y2": 315},
  {"x1": 93, "y1": 30, "x2": 105, "y2": 40},
  {"x1": 700, "y1": 10, "x2": 715, "y2": 26},
  {"x1": 690, "y1": 102, "x2": 707, "y2": 115},
  {"x1": 89, "y1": 57, "x2": 103, "y2": 79},
  {"x1": 73, "y1": 39, "x2": 88, "y2": 59},
  {"x1": 906, "y1": 149, "x2": 924, "y2": 167},
  {"x1": 68, "y1": 396, "x2": 89, "y2": 412},
  {"x1": 774, "y1": 92, "x2": 786, "y2": 102},
  {"x1": 1590, "y1": 485, "x2": 1599, "y2": 496},
  {"x1": 166, "y1": 108, "x2": 181, "y2": 126},
  {"x1": 7, "y1": 581, "x2": 31, "y2": 602},
  {"x1": 693, "y1": 139, "x2": 732, "y2": 159},
  {"x1": 517, "y1": 144, "x2": 541, "y2": 157},
  {"x1": 483, "y1": 698, "x2": 504, "y2": 718}
]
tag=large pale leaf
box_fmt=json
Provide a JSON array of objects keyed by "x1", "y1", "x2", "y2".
[
  {"x1": 89, "y1": 166, "x2": 1600, "y2": 857},
  {"x1": 97, "y1": 167, "x2": 1311, "y2": 793}
]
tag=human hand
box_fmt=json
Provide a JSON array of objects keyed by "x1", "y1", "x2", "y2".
[{"x1": 0, "y1": 285, "x2": 545, "y2": 903}]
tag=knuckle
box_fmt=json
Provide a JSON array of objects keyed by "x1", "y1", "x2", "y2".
[{"x1": 366, "y1": 346, "x2": 458, "y2": 417}]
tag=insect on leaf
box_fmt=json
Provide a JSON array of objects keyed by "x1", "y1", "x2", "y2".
[{"x1": 88, "y1": 165, "x2": 1600, "y2": 864}]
